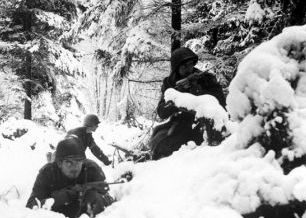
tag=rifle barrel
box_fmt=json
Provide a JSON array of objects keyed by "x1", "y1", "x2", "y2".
[{"x1": 87, "y1": 180, "x2": 125, "y2": 186}]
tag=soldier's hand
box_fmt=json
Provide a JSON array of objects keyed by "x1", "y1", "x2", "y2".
[
  {"x1": 70, "y1": 184, "x2": 83, "y2": 193},
  {"x1": 175, "y1": 79, "x2": 190, "y2": 91},
  {"x1": 102, "y1": 193, "x2": 114, "y2": 206},
  {"x1": 51, "y1": 187, "x2": 79, "y2": 207},
  {"x1": 164, "y1": 101, "x2": 175, "y2": 109},
  {"x1": 104, "y1": 159, "x2": 112, "y2": 166}
]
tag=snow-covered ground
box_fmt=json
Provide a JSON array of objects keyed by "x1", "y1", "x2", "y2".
[{"x1": 2, "y1": 25, "x2": 306, "y2": 218}]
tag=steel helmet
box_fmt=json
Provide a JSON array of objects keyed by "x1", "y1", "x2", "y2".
[
  {"x1": 55, "y1": 137, "x2": 85, "y2": 162},
  {"x1": 83, "y1": 114, "x2": 100, "y2": 127}
]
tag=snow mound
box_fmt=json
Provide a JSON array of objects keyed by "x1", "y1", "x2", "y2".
[
  {"x1": 164, "y1": 88, "x2": 228, "y2": 130},
  {"x1": 102, "y1": 140, "x2": 306, "y2": 218}
]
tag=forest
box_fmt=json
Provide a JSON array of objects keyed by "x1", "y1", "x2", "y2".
[
  {"x1": 0, "y1": 0, "x2": 304, "y2": 127},
  {"x1": 1, "y1": 0, "x2": 306, "y2": 218}
]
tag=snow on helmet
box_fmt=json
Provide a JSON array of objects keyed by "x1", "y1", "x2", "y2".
[
  {"x1": 83, "y1": 114, "x2": 100, "y2": 127},
  {"x1": 55, "y1": 137, "x2": 85, "y2": 162}
]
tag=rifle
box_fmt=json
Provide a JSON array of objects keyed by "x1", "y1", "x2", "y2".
[
  {"x1": 108, "y1": 143, "x2": 151, "y2": 163},
  {"x1": 175, "y1": 68, "x2": 212, "y2": 90},
  {"x1": 108, "y1": 143, "x2": 136, "y2": 158},
  {"x1": 80, "y1": 180, "x2": 125, "y2": 194}
]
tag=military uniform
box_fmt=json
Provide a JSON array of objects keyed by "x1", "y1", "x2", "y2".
[
  {"x1": 26, "y1": 159, "x2": 108, "y2": 218},
  {"x1": 149, "y1": 47, "x2": 226, "y2": 160},
  {"x1": 67, "y1": 127, "x2": 111, "y2": 165}
]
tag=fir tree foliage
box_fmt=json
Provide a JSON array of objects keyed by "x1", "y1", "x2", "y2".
[{"x1": 0, "y1": 0, "x2": 88, "y2": 125}]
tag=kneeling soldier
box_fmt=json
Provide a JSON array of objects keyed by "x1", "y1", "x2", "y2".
[{"x1": 26, "y1": 137, "x2": 113, "y2": 218}]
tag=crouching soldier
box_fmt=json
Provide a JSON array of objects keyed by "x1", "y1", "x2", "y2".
[
  {"x1": 66, "y1": 114, "x2": 111, "y2": 166},
  {"x1": 26, "y1": 137, "x2": 114, "y2": 218},
  {"x1": 149, "y1": 47, "x2": 226, "y2": 160}
]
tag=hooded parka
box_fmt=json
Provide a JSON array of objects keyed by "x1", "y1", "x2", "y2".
[{"x1": 149, "y1": 47, "x2": 226, "y2": 160}]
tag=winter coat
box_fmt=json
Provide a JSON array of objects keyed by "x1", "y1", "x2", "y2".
[
  {"x1": 149, "y1": 47, "x2": 226, "y2": 160},
  {"x1": 66, "y1": 127, "x2": 111, "y2": 165},
  {"x1": 26, "y1": 159, "x2": 106, "y2": 218}
]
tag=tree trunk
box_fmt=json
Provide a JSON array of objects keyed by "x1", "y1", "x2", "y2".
[
  {"x1": 171, "y1": 0, "x2": 181, "y2": 53},
  {"x1": 94, "y1": 66, "x2": 100, "y2": 115},
  {"x1": 106, "y1": 80, "x2": 115, "y2": 119},
  {"x1": 24, "y1": 51, "x2": 32, "y2": 120},
  {"x1": 102, "y1": 74, "x2": 108, "y2": 118},
  {"x1": 23, "y1": 9, "x2": 32, "y2": 120}
]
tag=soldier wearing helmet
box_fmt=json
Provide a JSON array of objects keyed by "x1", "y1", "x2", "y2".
[
  {"x1": 66, "y1": 114, "x2": 111, "y2": 166},
  {"x1": 26, "y1": 137, "x2": 113, "y2": 218}
]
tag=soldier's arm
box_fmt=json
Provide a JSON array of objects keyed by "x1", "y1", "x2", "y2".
[
  {"x1": 156, "y1": 78, "x2": 179, "y2": 119},
  {"x1": 88, "y1": 139, "x2": 111, "y2": 166},
  {"x1": 27, "y1": 166, "x2": 80, "y2": 209},
  {"x1": 26, "y1": 168, "x2": 51, "y2": 208},
  {"x1": 157, "y1": 98, "x2": 179, "y2": 119}
]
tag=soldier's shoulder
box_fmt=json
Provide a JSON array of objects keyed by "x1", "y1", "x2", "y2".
[
  {"x1": 67, "y1": 127, "x2": 86, "y2": 138},
  {"x1": 67, "y1": 126, "x2": 85, "y2": 133},
  {"x1": 83, "y1": 159, "x2": 102, "y2": 170},
  {"x1": 39, "y1": 162, "x2": 57, "y2": 176},
  {"x1": 196, "y1": 68, "x2": 218, "y2": 83},
  {"x1": 161, "y1": 77, "x2": 173, "y2": 92}
]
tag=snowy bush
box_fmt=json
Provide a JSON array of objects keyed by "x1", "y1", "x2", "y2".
[{"x1": 227, "y1": 25, "x2": 306, "y2": 173}]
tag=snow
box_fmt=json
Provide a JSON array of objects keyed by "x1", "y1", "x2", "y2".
[
  {"x1": 227, "y1": 25, "x2": 306, "y2": 160},
  {"x1": 0, "y1": 203, "x2": 65, "y2": 218},
  {"x1": 245, "y1": 0, "x2": 265, "y2": 24},
  {"x1": 164, "y1": 88, "x2": 228, "y2": 130},
  {"x1": 34, "y1": 10, "x2": 69, "y2": 30},
  {"x1": 226, "y1": 26, "x2": 306, "y2": 118},
  {"x1": 1, "y1": 118, "x2": 306, "y2": 218},
  {"x1": 0, "y1": 119, "x2": 64, "y2": 211},
  {"x1": 102, "y1": 140, "x2": 306, "y2": 218},
  {"x1": 3, "y1": 22, "x2": 306, "y2": 218},
  {"x1": 0, "y1": 41, "x2": 13, "y2": 51}
]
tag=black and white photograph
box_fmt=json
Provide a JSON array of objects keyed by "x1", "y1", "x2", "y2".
[{"x1": 1, "y1": 0, "x2": 306, "y2": 217}]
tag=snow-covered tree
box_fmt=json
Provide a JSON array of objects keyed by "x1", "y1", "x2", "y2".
[
  {"x1": 227, "y1": 24, "x2": 306, "y2": 174},
  {"x1": 0, "y1": 0, "x2": 91, "y2": 128},
  {"x1": 68, "y1": 0, "x2": 170, "y2": 123}
]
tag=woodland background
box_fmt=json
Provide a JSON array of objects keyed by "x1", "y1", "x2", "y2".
[{"x1": 0, "y1": 0, "x2": 305, "y2": 129}]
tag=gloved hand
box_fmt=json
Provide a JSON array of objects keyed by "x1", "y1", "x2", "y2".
[
  {"x1": 51, "y1": 186, "x2": 81, "y2": 207},
  {"x1": 175, "y1": 79, "x2": 190, "y2": 91},
  {"x1": 102, "y1": 193, "x2": 114, "y2": 206},
  {"x1": 104, "y1": 159, "x2": 112, "y2": 166}
]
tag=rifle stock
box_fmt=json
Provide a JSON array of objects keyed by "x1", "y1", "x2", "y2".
[
  {"x1": 108, "y1": 143, "x2": 134, "y2": 157},
  {"x1": 108, "y1": 142, "x2": 151, "y2": 163}
]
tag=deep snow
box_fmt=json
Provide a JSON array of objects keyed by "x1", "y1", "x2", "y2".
[{"x1": 2, "y1": 23, "x2": 306, "y2": 218}]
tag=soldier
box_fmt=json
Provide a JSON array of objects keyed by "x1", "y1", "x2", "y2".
[
  {"x1": 66, "y1": 114, "x2": 111, "y2": 166},
  {"x1": 26, "y1": 137, "x2": 113, "y2": 218},
  {"x1": 149, "y1": 47, "x2": 226, "y2": 160}
]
